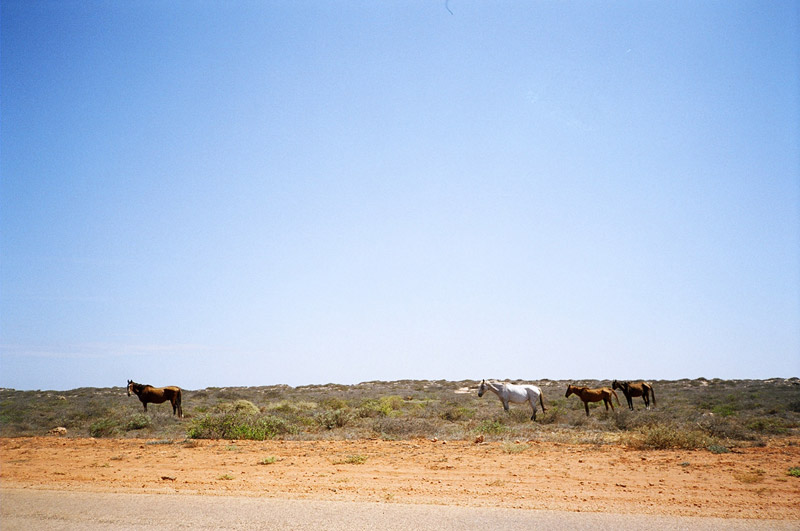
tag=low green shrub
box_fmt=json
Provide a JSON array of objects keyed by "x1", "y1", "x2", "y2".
[
  {"x1": 626, "y1": 424, "x2": 713, "y2": 450},
  {"x1": 707, "y1": 444, "x2": 730, "y2": 454},
  {"x1": 187, "y1": 412, "x2": 295, "y2": 440},
  {"x1": 125, "y1": 414, "x2": 151, "y2": 431},
  {"x1": 89, "y1": 418, "x2": 120, "y2": 438},
  {"x1": 747, "y1": 417, "x2": 788, "y2": 435},
  {"x1": 373, "y1": 417, "x2": 437, "y2": 439},
  {"x1": 476, "y1": 419, "x2": 507, "y2": 435},
  {"x1": 316, "y1": 409, "x2": 351, "y2": 430},
  {"x1": 440, "y1": 405, "x2": 474, "y2": 422}
]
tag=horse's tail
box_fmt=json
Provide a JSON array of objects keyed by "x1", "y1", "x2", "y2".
[
  {"x1": 539, "y1": 390, "x2": 546, "y2": 412},
  {"x1": 650, "y1": 386, "x2": 656, "y2": 407},
  {"x1": 611, "y1": 389, "x2": 621, "y2": 406}
]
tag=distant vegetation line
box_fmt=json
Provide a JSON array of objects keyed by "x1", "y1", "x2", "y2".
[{"x1": 2, "y1": 379, "x2": 799, "y2": 451}]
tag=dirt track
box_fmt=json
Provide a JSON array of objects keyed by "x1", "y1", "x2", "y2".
[{"x1": 2, "y1": 437, "x2": 799, "y2": 520}]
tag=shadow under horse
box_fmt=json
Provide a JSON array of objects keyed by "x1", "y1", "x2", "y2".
[
  {"x1": 612, "y1": 380, "x2": 656, "y2": 410},
  {"x1": 127, "y1": 380, "x2": 183, "y2": 418}
]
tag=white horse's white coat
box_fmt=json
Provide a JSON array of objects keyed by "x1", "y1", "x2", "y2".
[{"x1": 478, "y1": 379, "x2": 545, "y2": 421}]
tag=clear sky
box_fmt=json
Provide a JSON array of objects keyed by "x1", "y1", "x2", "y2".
[{"x1": 2, "y1": 1, "x2": 798, "y2": 391}]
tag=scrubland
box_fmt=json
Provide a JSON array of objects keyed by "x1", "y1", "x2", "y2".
[{"x1": 3, "y1": 378, "x2": 798, "y2": 451}]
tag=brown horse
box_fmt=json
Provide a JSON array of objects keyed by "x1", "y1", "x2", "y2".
[
  {"x1": 612, "y1": 380, "x2": 656, "y2": 410},
  {"x1": 565, "y1": 385, "x2": 620, "y2": 416},
  {"x1": 127, "y1": 380, "x2": 183, "y2": 418}
]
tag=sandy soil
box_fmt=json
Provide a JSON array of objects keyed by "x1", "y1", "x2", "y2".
[{"x1": 2, "y1": 437, "x2": 799, "y2": 520}]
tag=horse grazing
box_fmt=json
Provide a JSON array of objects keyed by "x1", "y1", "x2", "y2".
[
  {"x1": 612, "y1": 380, "x2": 656, "y2": 410},
  {"x1": 565, "y1": 385, "x2": 620, "y2": 416},
  {"x1": 127, "y1": 380, "x2": 183, "y2": 418},
  {"x1": 478, "y1": 379, "x2": 546, "y2": 421}
]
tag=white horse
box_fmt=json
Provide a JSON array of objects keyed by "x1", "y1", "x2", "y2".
[{"x1": 478, "y1": 379, "x2": 546, "y2": 421}]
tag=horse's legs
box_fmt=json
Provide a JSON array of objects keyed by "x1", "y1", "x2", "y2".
[
  {"x1": 603, "y1": 398, "x2": 609, "y2": 411},
  {"x1": 627, "y1": 395, "x2": 634, "y2": 411},
  {"x1": 584, "y1": 401, "x2": 590, "y2": 416},
  {"x1": 608, "y1": 398, "x2": 615, "y2": 412},
  {"x1": 642, "y1": 394, "x2": 649, "y2": 410},
  {"x1": 503, "y1": 400, "x2": 509, "y2": 412}
]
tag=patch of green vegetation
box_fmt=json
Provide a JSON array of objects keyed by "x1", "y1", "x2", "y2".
[
  {"x1": 126, "y1": 414, "x2": 151, "y2": 431},
  {"x1": 89, "y1": 418, "x2": 120, "y2": 438},
  {"x1": 712, "y1": 404, "x2": 737, "y2": 417},
  {"x1": 626, "y1": 424, "x2": 713, "y2": 450},
  {"x1": 333, "y1": 454, "x2": 367, "y2": 465},
  {"x1": 747, "y1": 417, "x2": 788, "y2": 434},
  {"x1": 501, "y1": 442, "x2": 530, "y2": 454},
  {"x1": 316, "y1": 409, "x2": 351, "y2": 430},
  {"x1": 440, "y1": 405, "x2": 474, "y2": 422},
  {"x1": 787, "y1": 467, "x2": 800, "y2": 477},
  {"x1": 476, "y1": 419, "x2": 507, "y2": 435},
  {"x1": 357, "y1": 395, "x2": 404, "y2": 418},
  {"x1": 707, "y1": 444, "x2": 730, "y2": 454},
  {"x1": 187, "y1": 406, "x2": 296, "y2": 440}
]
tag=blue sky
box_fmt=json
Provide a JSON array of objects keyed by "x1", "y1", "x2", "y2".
[{"x1": 2, "y1": 1, "x2": 798, "y2": 391}]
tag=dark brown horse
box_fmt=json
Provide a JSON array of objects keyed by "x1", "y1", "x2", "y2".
[
  {"x1": 612, "y1": 380, "x2": 656, "y2": 410},
  {"x1": 565, "y1": 385, "x2": 620, "y2": 416},
  {"x1": 127, "y1": 380, "x2": 183, "y2": 418}
]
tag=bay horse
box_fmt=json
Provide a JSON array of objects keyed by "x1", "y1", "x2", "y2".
[
  {"x1": 127, "y1": 380, "x2": 183, "y2": 418},
  {"x1": 478, "y1": 379, "x2": 546, "y2": 421},
  {"x1": 612, "y1": 380, "x2": 656, "y2": 410},
  {"x1": 565, "y1": 384, "x2": 620, "y2": 416}
]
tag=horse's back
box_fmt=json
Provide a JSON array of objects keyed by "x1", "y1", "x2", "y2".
[{"x1": 523, "y1": 384, "x2": 541, "y2": 394}]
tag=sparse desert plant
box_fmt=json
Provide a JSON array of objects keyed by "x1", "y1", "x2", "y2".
[
  {"x1": 372, "y1": 417, "x2": 437, "y2": 439},
  {"x1": 501, "y1": 442, "x2": 530, "y2": 454},
  {"x1": 787, "y1": 467, "x2": 800, "y2": 477},
  {"x1": 733, "y1": 469, "x2": 765, "y2": 484},
  {"x1": 625, "y1": 424, "x2": 713, "y2": 450},
  {"x1": 126, "y1": 414, "x2": 151, "y2": 431},
  {"x1": 358, "y1": 396, "x2": 404, "y2": 418},
  {"x1": 320, "y1": 397, "x2": 349, "y2": 411},
  {"x1": 187, "y1": 410, "x2": 296, "y2": 440},
  {"x1": 747, "y1": 417, "x2": 788, "y2": 435},
  {"x1": 333, "y1": 454, "x2": 367, "y2": 465},
  {"x1": 476, "y1": 419, "x2": 507, "y2": 435},
  {"x1": 217, "y1": 400, "x2": 260, "y2": 416},
  {"x1": 258, "y1": 456, "x2": 278, "y2": 465},
  {"x1": 89, "y1": 418, "x2": 120, "y2": 438},
  {"x1": 316, "y1": 409, "x2": 351, "y2": 430},
  {"x1": 440, "y1": 404, "x2": 474, "y2": 422},
  {"x1": 707, "y1": 444, "x2": 730, "y2": 454}
]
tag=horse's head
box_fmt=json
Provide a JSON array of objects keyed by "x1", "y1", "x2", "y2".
[
  {"x1": 611, "y1": 380, "x2": 620, "y2": 390},
  {"x1": 478, "y1": 379, "x2": 486, "y2": 397},
  {"x1": 127, "y1": 380, "x2": 134, "y2": 396},
  {"x1": 565, "y1": 385, "x2": 574, "y2": 398}
]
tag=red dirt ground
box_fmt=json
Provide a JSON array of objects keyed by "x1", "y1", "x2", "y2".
[{"x1": 2, "y1": 437, "x2": 799, "y2": 520}]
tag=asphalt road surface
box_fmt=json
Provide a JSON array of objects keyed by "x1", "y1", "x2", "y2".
[{"x1": 2, "y1": 489, "x2": 796, "y2": 530}]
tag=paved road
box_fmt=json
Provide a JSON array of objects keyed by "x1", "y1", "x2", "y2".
[{"x1": 2, "y1": 489, "x2": 796, "y2": 530}]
